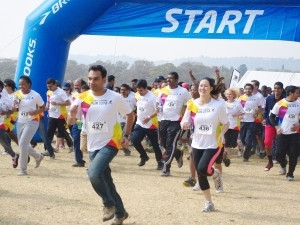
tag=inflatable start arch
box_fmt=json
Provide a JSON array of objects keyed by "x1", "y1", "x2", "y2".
[{"x1": 15, "y1": 0, "x2": 300, "y2": 95}]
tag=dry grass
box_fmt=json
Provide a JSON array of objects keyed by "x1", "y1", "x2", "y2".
[{"x1": 1, "y1": 143, "x2": 300, "y2": 225}]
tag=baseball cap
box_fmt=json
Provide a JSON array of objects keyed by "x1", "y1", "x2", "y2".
[
  {"x1": 154, "y1": 75, "x2": 165, "y2": 83},
  {"x1": 63, "y1": 82, "x2": 71, "y2": 90}
]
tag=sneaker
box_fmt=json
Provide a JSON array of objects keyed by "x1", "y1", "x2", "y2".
[
  {"x1": 156, "y1": 161, "x2": 164, "y2": 170},
  {"x1": 272, "y1": 160, "x2": 278, "y2": 164},
  {"x1": 279, "y1": 167, "x2": 286, "y2": 175},
  {"x1": 286, "y1": 176, "x2": 294, "y2": 181},
  {"x1": 183, "y1": 177, "x2": 196, "y2": 187},
  {"x1": 110, "y1": 211, "x2": 128, "y2": 225},
  {"x1": 103, "y1": 206, "x2": 116, "y2": 222},
  {"x1": 264, "y1": 162, "x2": 273, "y2": 171},
  {"x1": 259, "y1": 151, "x2": 266, "y2": 159},
  {"x1": 202, "y1": 201, "x2": 215, "y2": 212},
  {"x1": 177, "y1": 150, "x2": 184, "y2": 168},
  {"x1": 243, "y1": 158, "x2": 249, "y2": 162},
  {"x1": 43, "y1": 151, "x2": 50, "y2": 156},
  {"x1": 138, "y1": 156, "x2": 149, "y2": 166},
  {"x1": 193, "y1": 182, "x2": 200, "y2": 191},
  {"x1": 223, "y1": 152, "x2": 230, "y2": 167},
  {"x1": 2, "y1": 151, "x2": 8, "y2": 155},
  {"x1": 145, "y1": 147, "x2": 154, "y2": 153},
  {"x1": 34, "y1": 154, "x2": 44, "y2": 168},
  {"x1": 53, "y1": 147, "x2": 59, "y2": 153},
  {"x1": 237, "y1": 151, "x2": 242, "y2": 157},
  {"x1": 161, "y1": 171, "x2": 170, "y2": 177},
  {"x1": 12, "y1": 154, "x2": 19, "y2": 168},
  {"x1": 50, "y1": 153, "x2": 55, "y2": 160},
  {"x1": 72, "y1": 162, "x2": 85, "y2": 167},
  {"x1": 18, "y1": 170, "x2": 28, "y2": 176},
  {"x1": 68, "y1": 146, "x2": 73, "y2": 153},
  {"x1": 213, "y1": 169, "x2": 224, "y2": 193},
  {"x1": 123, "y1": 148, "x2": 131, "y2": 156}
]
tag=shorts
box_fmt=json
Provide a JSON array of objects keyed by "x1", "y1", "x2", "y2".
[
  {"x1": 253, "y1": 123, "x2": 263, "y2": 136},
  {"x1": 224, "y1": 129, "x2": 239, "y2": 148}
]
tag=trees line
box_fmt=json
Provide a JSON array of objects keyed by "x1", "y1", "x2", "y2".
[{"x1": 0, "y1": 58, "x2": 249, "y2": 87}]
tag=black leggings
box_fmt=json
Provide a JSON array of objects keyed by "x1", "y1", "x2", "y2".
[{"x1": 193, "y1": 147, "x2": 221, "y2": 191}]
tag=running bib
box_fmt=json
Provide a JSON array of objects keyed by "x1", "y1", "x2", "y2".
[
  {"x1": 195, "y1": 124, "x2": 213, "y2": 135},
  {"x1": 165, "y1": 101, "x2": 177, "y2": 109},
  {"x1": 285, "y1": 114, "x2": 298, "y2": 122},
  {"x1": 50, "y1": 106, "x2": 59, "y2": 113},
  {"x1": 138, "y1": 106, "x2": 145, "y2": 112},
  {"x1": 88, "y1": 121, "x2": 108, "y2": 134},
  {"x1": 226, "y1": 103, "x2": 234, "y2": 109},
  {"x1": 20, "y1": 111, "x2": 31, "y2": 119},
  {"x1": 244, "y1": 107, "x2": 253, "y2": 114}
]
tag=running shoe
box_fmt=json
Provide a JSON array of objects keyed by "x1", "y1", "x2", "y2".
[
  {"x1": 286, "y1": 176, "x2": 294, "y2": 181},
  {"x1": 161, "y1": 171, "x2": 170, "y2": 177},
  {"x1": 223, "y1": 152, "x2": 230, "y2": 167},
  {"x1": 213, "y1": 169, "x2": 224, "y2": 193},
  {"x1": 110, "y1": 211, "x2": 128, "y2": 225},
  {"x1": 34, "y1": 154, "x2": 44, "y2": 168},
  {"x1": 12, "y1": 154, "x2": 19, "y2": 168},
  {"x1": 259, "y1": 151, "x2": 266, "y2": 159},
  {"x1": 279, "y1": 167, "x2": 286, "y2": 175},
  {"x1": 264, "y1": 162, "x2": 273, "y2": 171},
  {"x1": 123, "y1": 148, "x2": 131, "y2": 156},
  {"x1": 183, "y1": 177, "x2": 196, "y2": 187},
  {"x1": 193, "y1": 182, "x2": 200, "y2": 191},
  {"x1": 2, "y1": 151, "x2": 8, "y2": 155},
  {"x1": 102, "y1": 206, "x2": 116, "y2": 222},
  {"x1": 18, "y1": 170, "x2": 28, "y2": 176},
  {"x1": 202, "y1": 201, "x2": 215, "y2": 212}
]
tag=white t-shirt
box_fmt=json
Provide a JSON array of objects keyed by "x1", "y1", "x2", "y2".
[
  {"x1": 181, "y1": 98, "x2": 228, "y2": 149},
  {"x1": 47, "y1": 87, "x2": 69, "y2": 119},
  {"x1": 239, "y1": 94, "x2": 260, "y2": 122},
  {"x1": 72, "y1": 89, "x2": 132, "y2": 152},
  {"x1": 226, "y1": 100, "x2": 244, "y2": 130},
  {"x1": 158, "y1": 85, "x2": 191, "y2": 121},
  {"x1": 14, "y1": 90, "x2": 44, "y2": 123},
  {"x1": 119, "y1": 94, "x2": 136, "y2": 123},
  {"x1": 271, "y1": 99, "x2": 300, "y2": 135},
  {"x1": 135, "y1": 91, "x2": 159, "y2": 129}
]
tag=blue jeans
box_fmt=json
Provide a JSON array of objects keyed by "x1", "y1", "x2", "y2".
[
  {"x1": 71, "y1": 123, "x2": 84, "y2": 163},
  {"x1": 240, "y1": 122, "x2": 254, "y2": 160},
  {"x1": 88, "y1": 146, "x2": 126, "y2": 218}
]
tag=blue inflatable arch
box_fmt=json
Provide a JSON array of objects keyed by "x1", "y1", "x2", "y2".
[{"x1": 15, "y1": 0, "x2": 300, "y2": 96}]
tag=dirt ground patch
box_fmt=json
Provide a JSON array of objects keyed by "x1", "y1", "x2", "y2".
[{"x1": 1, "y1": 143, "x2": 300, "y2": 225}]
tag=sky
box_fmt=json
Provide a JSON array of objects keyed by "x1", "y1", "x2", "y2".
[{"x1": 1, "y1": 0, "x2": 300, "y2": 62}]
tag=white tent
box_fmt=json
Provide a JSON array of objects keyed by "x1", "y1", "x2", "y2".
[{"x1": 236, "y1": 71, "x2": 300, "y2": 88}]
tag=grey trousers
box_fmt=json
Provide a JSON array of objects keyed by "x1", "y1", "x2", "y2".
[{"x1": 17, "y1": 121, "x2": 41, "y2": 172}]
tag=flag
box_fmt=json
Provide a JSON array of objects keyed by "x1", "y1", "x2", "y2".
[{"x1": 230, "y1": 69, "x2": 240, "y2": 88}]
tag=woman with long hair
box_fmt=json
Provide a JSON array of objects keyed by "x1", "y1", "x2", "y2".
[{"x1": 181, "y1": 77, "x2": 229, "y2": 212}]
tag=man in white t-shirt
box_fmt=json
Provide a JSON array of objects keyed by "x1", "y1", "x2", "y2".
[
  {"x1": 269, "y1": 85, "x2": 300, "y2": 181},
  {"x1": 131, "y1": 79, "x2": 163, "y2": 170},
  {"x1": 157, "y1": 72, "x2": 191, "y2": 176},
  {"x1": 68, "y1": 65, "x2": 134, "y2": 224},
  {"x1": 119, "y1": 83, "x2": 136, "y2": 156},
  {"x1": 45, "y1": 78, "x2": 71, "y2": 159},
  {"x1": 251, "y1": 80, "x2": 265, "y2": 158},
  {"x1": 239, "y1": 83, "x2": 260, "y2": 162}
]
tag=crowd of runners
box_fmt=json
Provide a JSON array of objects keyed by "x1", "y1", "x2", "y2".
[{"x1": 1, "y1": 65, "x2": 300, "y2": 224}]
